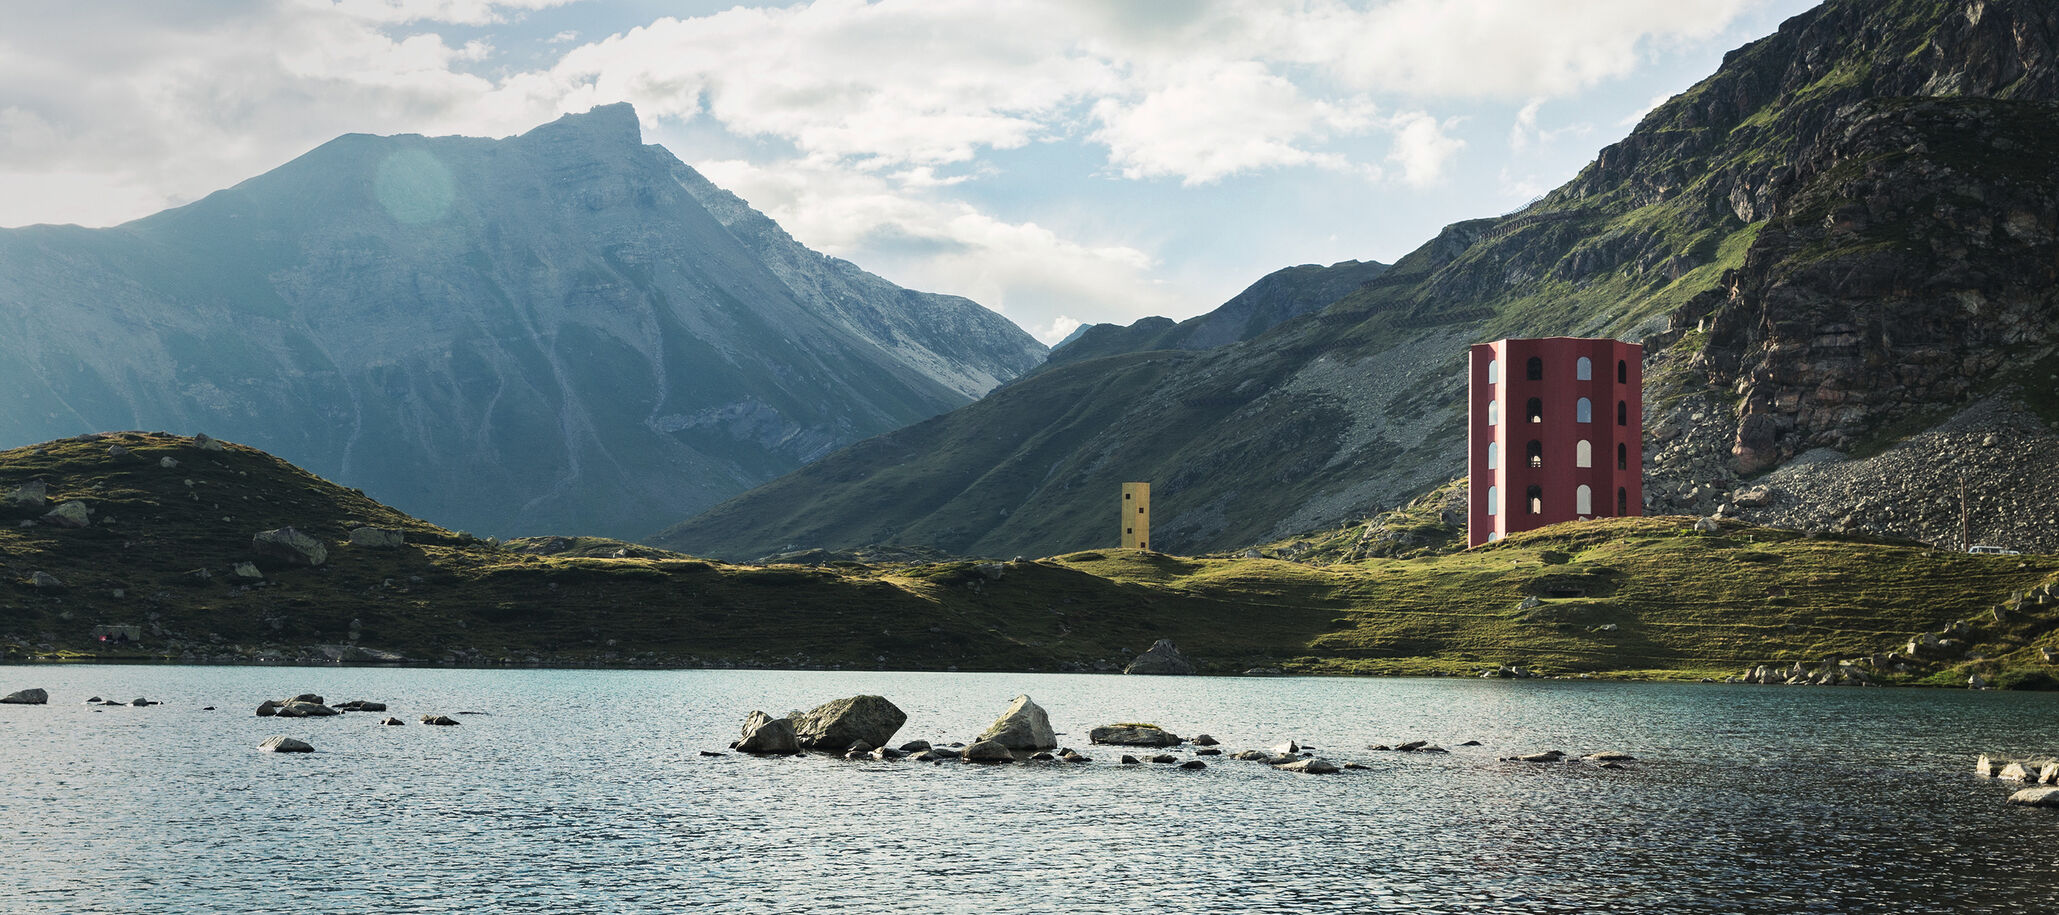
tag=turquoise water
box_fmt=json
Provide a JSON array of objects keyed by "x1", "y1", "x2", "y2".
[{"x1": 1, "y1": 666, "x2": 2055, "y2": 913}]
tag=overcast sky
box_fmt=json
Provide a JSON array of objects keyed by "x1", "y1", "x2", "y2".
[{"x1": 0, "y1": 0, "x2": 1819, "y2": 343}]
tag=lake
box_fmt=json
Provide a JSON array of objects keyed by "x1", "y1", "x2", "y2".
[{"x1": 1, "y1": 665, "x2": 2054, "y2": 913}]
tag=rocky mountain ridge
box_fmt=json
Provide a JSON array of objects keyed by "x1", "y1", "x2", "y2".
[
  {"x1": 0, "y1": 104, "x2": 1045, "y2": 540},
  {"x1": 659, "y1": 0, "x2": 2059, "y2": 560}
]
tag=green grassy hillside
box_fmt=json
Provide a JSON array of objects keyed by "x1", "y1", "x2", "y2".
[{"x1": 6, "y1": 435, "x2": 2056, "y2": 686}]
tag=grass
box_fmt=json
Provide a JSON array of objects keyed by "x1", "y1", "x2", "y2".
[{"x1": 5, "y1": 434, "x2": 2056, "y2": 686}]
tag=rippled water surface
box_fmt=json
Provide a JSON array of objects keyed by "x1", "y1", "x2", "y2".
[{"x1": 2, "y1": 665, "x2": 2056, "y2": 913}]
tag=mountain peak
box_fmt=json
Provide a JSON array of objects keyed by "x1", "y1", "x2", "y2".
[{"x1": 519, "y1": 102, "x2": 644, "y2": 148}]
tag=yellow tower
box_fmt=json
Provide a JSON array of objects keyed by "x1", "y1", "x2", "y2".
[{"x1": 1121, "y1": 482, "x2": 1151, "y2": 551}]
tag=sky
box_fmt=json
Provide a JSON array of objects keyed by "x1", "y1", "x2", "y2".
[{"x1": 0, "y1": 0, "x2": 1822, "y2": 343}]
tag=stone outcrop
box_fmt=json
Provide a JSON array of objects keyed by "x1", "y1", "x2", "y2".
[
  {"x1": 735, "y1": 710, "x2": 801, "y2": 754},
  {"x1": 976, "y1": 695, "x2": 1056, "y2": 751},
  {"x1": 7, "y1": 480, "x2": 47, "y2": 508},
  {"x1": 790, "y1": 695, "x2": 906, "y2": 753},
  {"x1": 252, "y1": 527, "x2": 327, "y2": 567},
  {"x1": 41, "y1": 501, "x2": 90, "y2": 528},
  {"x1": 1, "y1": 688, "x2": 49, "y2": 705},
  {"x1": 1123, "y1": 639, "x2": 1196, "y2": 676}
]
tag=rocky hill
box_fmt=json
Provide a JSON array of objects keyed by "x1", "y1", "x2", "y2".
[
  {"x1": 0, "y1": 104, "x2": 1045, "y2": 540},
  {"x1": 1045, "y1": 258, "x2": 1389, "y2": 368},
  {"x1": 6, "y1": 434, "x2": 2057, "y2": 686},
  {"x1": 657, "y1": 0, "x2": 2059, "y2": 560}
]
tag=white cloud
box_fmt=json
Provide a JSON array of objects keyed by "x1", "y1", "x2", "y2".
[
  {"x1": 1038, "y1": 315, "x2": 1083, "y2": 345},
  {"x1": 309, "y1": 0, "x2": 576, "y2": 26},
  {"x1": 1090, "y1": 59, "x2": 1373, "y2": 184},
  {"x1": 1385, "y1": 111, "x2": 1466, "y2": 187},
  {"x1": 695, "y1": 156, "x2": 1185, "y2": 332}
]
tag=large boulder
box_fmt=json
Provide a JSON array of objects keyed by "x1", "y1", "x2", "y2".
[
  {"x1": 1275, "y1": 757, "x2": 1340, "y2": 774},
  {"x1": 1, "y1": 688, "x2": 49, "y2": 705},
  {"x1": 258, "y1": 736, "x2": 314, "y2": 753},
  {"x1": 790, "y1": 695, "x2": 906, "y2": 752},
  {"x1": 1088, "y1": 724, "x2": 1181, "y2": 747},
  {"x1": 2007, "y1": 787, "x2": 2059, "y2": 807},
  {"x1": 282, "y1": 700, "x2": 339, "y2": 717},
  {"x1": 7, "y1": 480, "x2": 48, "y2": 509},
  {"x1": 1123, "y1": 639, "x2": 1197, "y2": 675},
  {"x1": 735, "y1": 710, "x2": 801, "y2": 754},
  {"x1": 193, "y1": 433, "x2": 226, "y2": 452},
  {"x1": 41, "y1": 501, "x2": 91, "y2": 528},
  {"x1": 253, "y1": 527, "x2": 328, "y2": 566},
  {"x1": 349, "y1": 527, "x2": 405, "y2": 549},
  {"x1": 28, "y1": 572, "x2": 63, "y2": 590},
  {"x1": 976, "y1": 695, "x2": 1057, "y2": 751}
]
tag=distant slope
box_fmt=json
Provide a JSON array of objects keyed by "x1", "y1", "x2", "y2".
[
  {"x1": 1045, "y1": 259, "x2": 1388, "y2": 368},
  {"x1": 0, "y1": 104, "x2": 1045, "y2": 540},
  {"x1": 659, "y1": 0, "x2": 2059, "y2": 559},
  {"x1": 5, "y1": 433, "x2": 2056, "y2": 686}
]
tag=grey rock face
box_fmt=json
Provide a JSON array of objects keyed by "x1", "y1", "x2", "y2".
[
  {"x1": 252, "y1": 527, "x2": 327, "y2": 567},
  {"x1": 1123, "y1": 639, "x2": 1196, "y2": 675},
  {"x1": 790, "y1": 695, "x2": 906, "y2": 753},
  {"x1": 0, "y1": 103, "x2": 1044, "y2": 542},
  {"x1": 7, "y1": 481, "x2": 47, "y2": 508},
  {"x1": 1, "y1": 688, "x2": 49, "y2": 704},
  {"x1": 349, "y1": 527, "x2": 404, "y2": 549},
  {"x1": 735, "y1": 710, "x2": 800, "y2": 754},
  {"x1": 976, "y1": 694, "x2": 1057, "y2": 751},
  {"x1": 258, "y1": 736, "x2": 314, "y2": 753}
]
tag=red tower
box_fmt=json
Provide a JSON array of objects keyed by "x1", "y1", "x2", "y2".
[{"x1": 1467, "y1": 337, "x2": 1642, "y2": 546}]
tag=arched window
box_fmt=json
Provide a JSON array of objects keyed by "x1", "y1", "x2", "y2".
[
  {"x1": 1576, "y1": 356, "x2": 1592, "y2": 380},
  {"x1": 1576, "y1": 440, "x2": 1592, "y2": 468},
  {"x1": 1487, "y1": 400, "x2": 1499, "y2": 426},
  {"x1": 1527, "y1": 398, "x2": 1543, "y2": 423},
  {"x1": 1576, "y1": 397, "x2": 1592, "y2": 423},
  {"x1": 1526, "y1": 356, "x2": 1543, "y2": 380},
  {"x1": 1487, "y1": 359, "x2": 1499, "y2": 384},
  {"x1": 1526, "y1": 485, "x2": 1543, "y2": 515},
  {"x1": 1617, "y1": 442, "x2": 1628, "y2": 470},
  {"x1": 1617, "y1": 360, "x2": 1627, "y2": 384},
  {"x1": 1617, "y1": 487, "x2": 1628, "y2": 515},
  {"x1": 1617, "y1": 400, "x2": 1628, "y2": 426},
  {"x1": 1486, "y1": 486, "x2": 1499, "y2": 515},
  {"x1": 1576, "y1": 485, "x2": 1593, "y2": 515},
  {"x1": 1487, "y1": 442, "x2": 1499, "y2": 470},
  {"x1": 1526, "y1": 440, "x2": 1543, "y2": 468}
]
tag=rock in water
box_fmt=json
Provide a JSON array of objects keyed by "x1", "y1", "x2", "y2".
[
  {"x1": 252, "y1": 527, "x2": 328, "y2": 566},
  {"x1": 1276, "y1": 758, "x2": 1340, "y2": 774},
  {"x1": 1123, "y1": 639, "x2": 1196, "y2": 675},
  {"x1": 380, "y1": 717, "x2": 405, "y2": 726},
  {"x1": 1088, "y1": 724, "x2": 1182, "y2": 747},
  {"x1": 349, "y1": 527, "x2": 405, "y2": 549},
  {"x1": 1, "y1": 688, "x2": 49, "y2": 705},
  {"x1": 255, "y1": 700, "x2": 280, "y2": 717},
  {"x1": 283, "y1": 700, "x2": 338, "y2": 717},
  {"x1": 258, "y1": 736, "x2": 314, "y2": 753},
  {"x1": 41, "y1": 501, "x2": 90, "y2": 528},
  {"x1": 790, "y1": 695, "x2": 906, "y2": 752},
  {"x1": 735, "y1": 710, "x2": 801, "y2": 754},
  {"x1": 420, "y1": 715, "x2": 460, "y2": 726},
  {"x1": 962, "y1": 739, "x2": 1015, "y2": 762},
  {"x1": 977, "y1": 695, "x2": 1057, "y2": 751},
  {"x1": 7, "y1": 480, "x2": 48, "y2": 509}
]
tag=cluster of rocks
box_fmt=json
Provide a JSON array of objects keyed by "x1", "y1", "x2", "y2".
[
  {"x1": 1646, "y1": 393, "x2": 2059, "y2": 554},
  {"x1": 255, "y1": 694, "x2": 389, "y2": 717},
  {"x1": 85, "y1": 696, "x2": 159, "y2": 706},
  {"x1": 1498, "y1": 749, "x2": 1637, "y2": 770},
  {"x1": 1977, "y1": 754, "x2": 2059, "y2": 808},
  {"x1": 1732, "y1": 659, "x2": 1881, "y2": 687}
]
